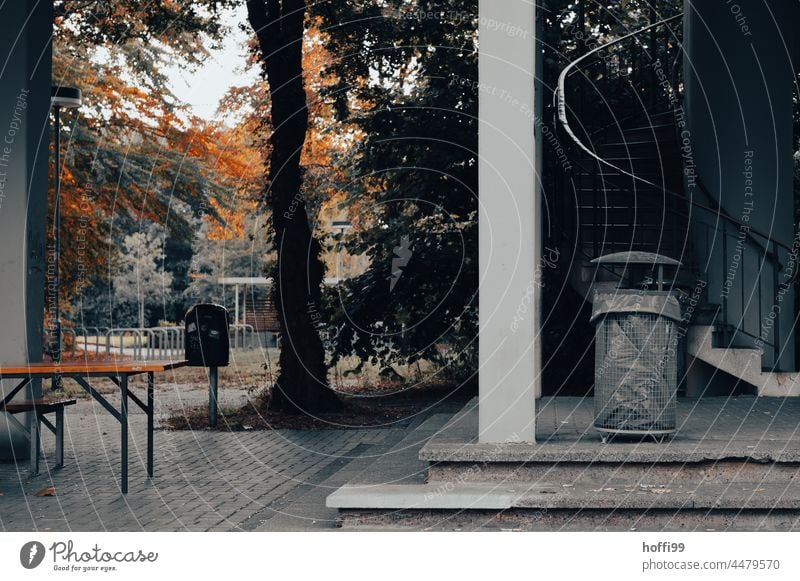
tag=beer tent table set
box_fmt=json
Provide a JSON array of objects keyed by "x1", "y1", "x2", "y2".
[{"x1": 0, "y1": 304, "x2": 230, "y2": 494}]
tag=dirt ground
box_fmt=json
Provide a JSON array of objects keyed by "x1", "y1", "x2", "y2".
[{"x1": 162, "y1": 350, "x2": 474, "y2": 430}]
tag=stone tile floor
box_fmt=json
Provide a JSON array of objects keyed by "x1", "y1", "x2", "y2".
[
  {"x1": 537, "y1": 396, "x2": 800, "y2": 442},
  {"x1": 4, "y1": 386, "x2": 798, "y2": 532},
  {"x1": 0, "y1": 380, "x2": 405, "y2": 532}
]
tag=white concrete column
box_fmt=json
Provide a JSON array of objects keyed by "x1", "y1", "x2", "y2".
[{"x1": 478, "y1": 0, "x2": 538, "y2": 443}]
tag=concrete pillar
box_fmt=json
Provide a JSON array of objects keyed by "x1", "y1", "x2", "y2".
[
  {"x1": 478, "y1": 0, "x2": 538, "y2": 443},
  {"x1": 684, "y1": 0, "x2": 798, "y2": 371},
  {"x1": 0, "y1": 1, "x2": 52, "y2": 460}
]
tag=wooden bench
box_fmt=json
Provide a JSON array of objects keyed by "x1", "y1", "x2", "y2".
[{"x1": 0, "y1": 398, "x2": 76, "y2": 473}]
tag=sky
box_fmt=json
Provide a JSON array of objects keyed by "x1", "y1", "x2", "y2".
[{"x1": 167, "y1": 4, "x2": 259, "y2": 121}]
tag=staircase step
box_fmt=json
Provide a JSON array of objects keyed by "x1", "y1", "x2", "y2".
[
  {"x1": 689, "y1": 303, "x2": 721, "y2": 325},
  {"x1": 578, "y1": 208, "x2": 674, "y2": 221},
  {"x1": 428, "y1": 460, "x2": 800, "y2": 486},
  {"x1": 593, "y1": 129, "x2": 676, "y2": 147},
  {"x1": 575, "y1": 195, "x2": 686, "y2": 212},
  {"x1": 589, "y1": 115, "x2": 675, "y2": 138},
  {"x1": 570, "y1": 172, "x2": 668, "y2": 188},
  {"x1": 328, "y1": 480, "x2": 800, "y2": 511},
  {"x1": 687, "y1": 325, "x2": 800, "y2": 397},
  {"x1": 594, "y1": 142, "x2": 679, "y2": 151},
  {"x1": 620, "y1": 122, "x2": 676, "y2": 135},
  {"x1": 331, "y1": 399, "x2": 800, "y2": 530}
]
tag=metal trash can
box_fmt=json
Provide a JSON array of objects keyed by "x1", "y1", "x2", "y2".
[
  {"x1": 185, "y1": 304, "x2": 230, "y2": 367},
  {"x1": 590, "y1": 252, "x2": 682, "y2": 442}
]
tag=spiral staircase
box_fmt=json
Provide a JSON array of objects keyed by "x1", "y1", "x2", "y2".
[{"x1": 555, "y1": 12, "x2": 799, "y2": 396}]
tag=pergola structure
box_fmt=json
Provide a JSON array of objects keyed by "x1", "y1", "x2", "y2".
[{"x1": 218, "y1": 276, "x2": 272, "y2": 328}]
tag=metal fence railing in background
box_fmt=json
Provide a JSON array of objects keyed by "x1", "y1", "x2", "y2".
[
  {"x1": 60, "y1": 324, "x2": 267, "y2": 361},
  {"x1": 229, "y1": 324, "x2": 256, "y2": 350}
]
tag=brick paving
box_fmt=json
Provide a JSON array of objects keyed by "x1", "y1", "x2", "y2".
[{"x1": 0, "y1": 380, "x2": 401, "y2": 532}]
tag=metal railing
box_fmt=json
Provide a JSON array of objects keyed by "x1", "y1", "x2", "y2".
[
  {"x1": 59, "y1": 323, "x2": 265, "y2": 361},
  {"x1": 554, "y1": 10, "x2": 795, "y2": 369}
]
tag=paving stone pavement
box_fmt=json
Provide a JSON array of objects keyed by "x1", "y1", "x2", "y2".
[
  {"x1": 536, "y1": 396, "x2": 800, "y2": 443},
  {"x1": 7, "y1": 382, "x2": 788, "y2": 532},
  {"x1": 0, "y1": 381, "x2": 408, "y2": 532}
]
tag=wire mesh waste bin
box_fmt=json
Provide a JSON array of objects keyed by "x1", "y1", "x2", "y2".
[{"x1": 591, "y1": 290, "x2": 682, "y2": 442}]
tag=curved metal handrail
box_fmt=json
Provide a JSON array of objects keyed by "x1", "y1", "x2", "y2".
[
  {"x1": 555, "y1": 12, "x2": 793, "y2": 256},
  {"x1": 556, "y1": 14, "x2": 683, "y2": 171}
]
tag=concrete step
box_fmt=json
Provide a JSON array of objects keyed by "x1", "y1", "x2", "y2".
[
  {"x1": 687, "y1": 325, "x2": 800, "y2": 396},
  {"x1": 329, "y1": 399, "x2": 800, "y2": 530},
  {"x1": 329, "y1": 480, "x2": 800, "y2": 511},
  {"x1": 427, "y1": 460, "x2": 800, "y2": 487},
  {"x1": 336, "y1": 507, "x2": 800, "y2": 532}
]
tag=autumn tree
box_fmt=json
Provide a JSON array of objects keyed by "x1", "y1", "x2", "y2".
[
  {"x1": 51, "y1": 0, "x2": 263, "y2": 327},
  {"x1": 245, "y1": 0, "x2": 340, "y2": 413}
]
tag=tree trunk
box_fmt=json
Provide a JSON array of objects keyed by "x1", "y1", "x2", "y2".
[{"x1": 246, "y1": 0, "x2": 340, "y2": 413}]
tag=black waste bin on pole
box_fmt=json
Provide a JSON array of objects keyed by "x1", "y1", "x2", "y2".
[{"x1": 185, "y1": 304, "x2": 230, "y2": 427}]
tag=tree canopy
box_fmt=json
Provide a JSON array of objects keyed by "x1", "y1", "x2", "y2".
[
  {"x1": 311, "y1": 0, "x2": 479, "y2": 381},
  {"x1": 52, "y1": 0, "x2": 262, "y2": 327}
]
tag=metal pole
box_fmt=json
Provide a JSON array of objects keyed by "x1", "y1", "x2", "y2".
[
  {"x1": 209, "y1": 366, "x2": 218, "y2": 428},
  {"x1": 51, "y1": 106, "x2": 63, "y2": 392},
  {"x1": 234, "y1": 284, "x2": 240, "y2": 349},
  {"x1": 242, "y1": 284, "x2": 247, "y2": 326},
  {"x1": 53, "y1": 105, "x2": 61, "y2": 363},
  {"x1": 234, "y1": 284, "x2": 239, "y2": 325},
  {"x1": 120, "y1": 373, "x2": 128, "y2": 494},
  {"x1": 147, "y1": 371, "x2": 154, "y2": 477}
]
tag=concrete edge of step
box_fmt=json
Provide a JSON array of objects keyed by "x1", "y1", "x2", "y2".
[{"x1": 327, "y1": 481, "x2": 800, "y2": 511}]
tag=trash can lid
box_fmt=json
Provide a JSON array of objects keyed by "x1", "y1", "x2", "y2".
[
  {"x1": 590, "y1": 290, "x2": 682, "y2": 323},
  {"x1": 590, "y1": 251, "x2": 681, "y2": 267}
]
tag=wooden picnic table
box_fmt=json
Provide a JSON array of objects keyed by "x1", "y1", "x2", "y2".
[{"x1": 0, "y1": 360, "x2": 187, "y2": 494}]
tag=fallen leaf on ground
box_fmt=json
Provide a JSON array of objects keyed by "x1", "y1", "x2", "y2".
[{"x1": 33, "y1": 486, "x2": 56, "y2": 497}]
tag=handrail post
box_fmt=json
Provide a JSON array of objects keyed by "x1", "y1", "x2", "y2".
[
  {"x1": 773, "y1": 240, "x2": 781, "y2": 370},
  {"x1": 721, "y1": 220, "x2": 729, "y2": 344}
]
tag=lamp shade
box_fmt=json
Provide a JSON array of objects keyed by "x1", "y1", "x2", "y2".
[{"x1": 51, "y1": 86, "x2": 82, "y2": 108}]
